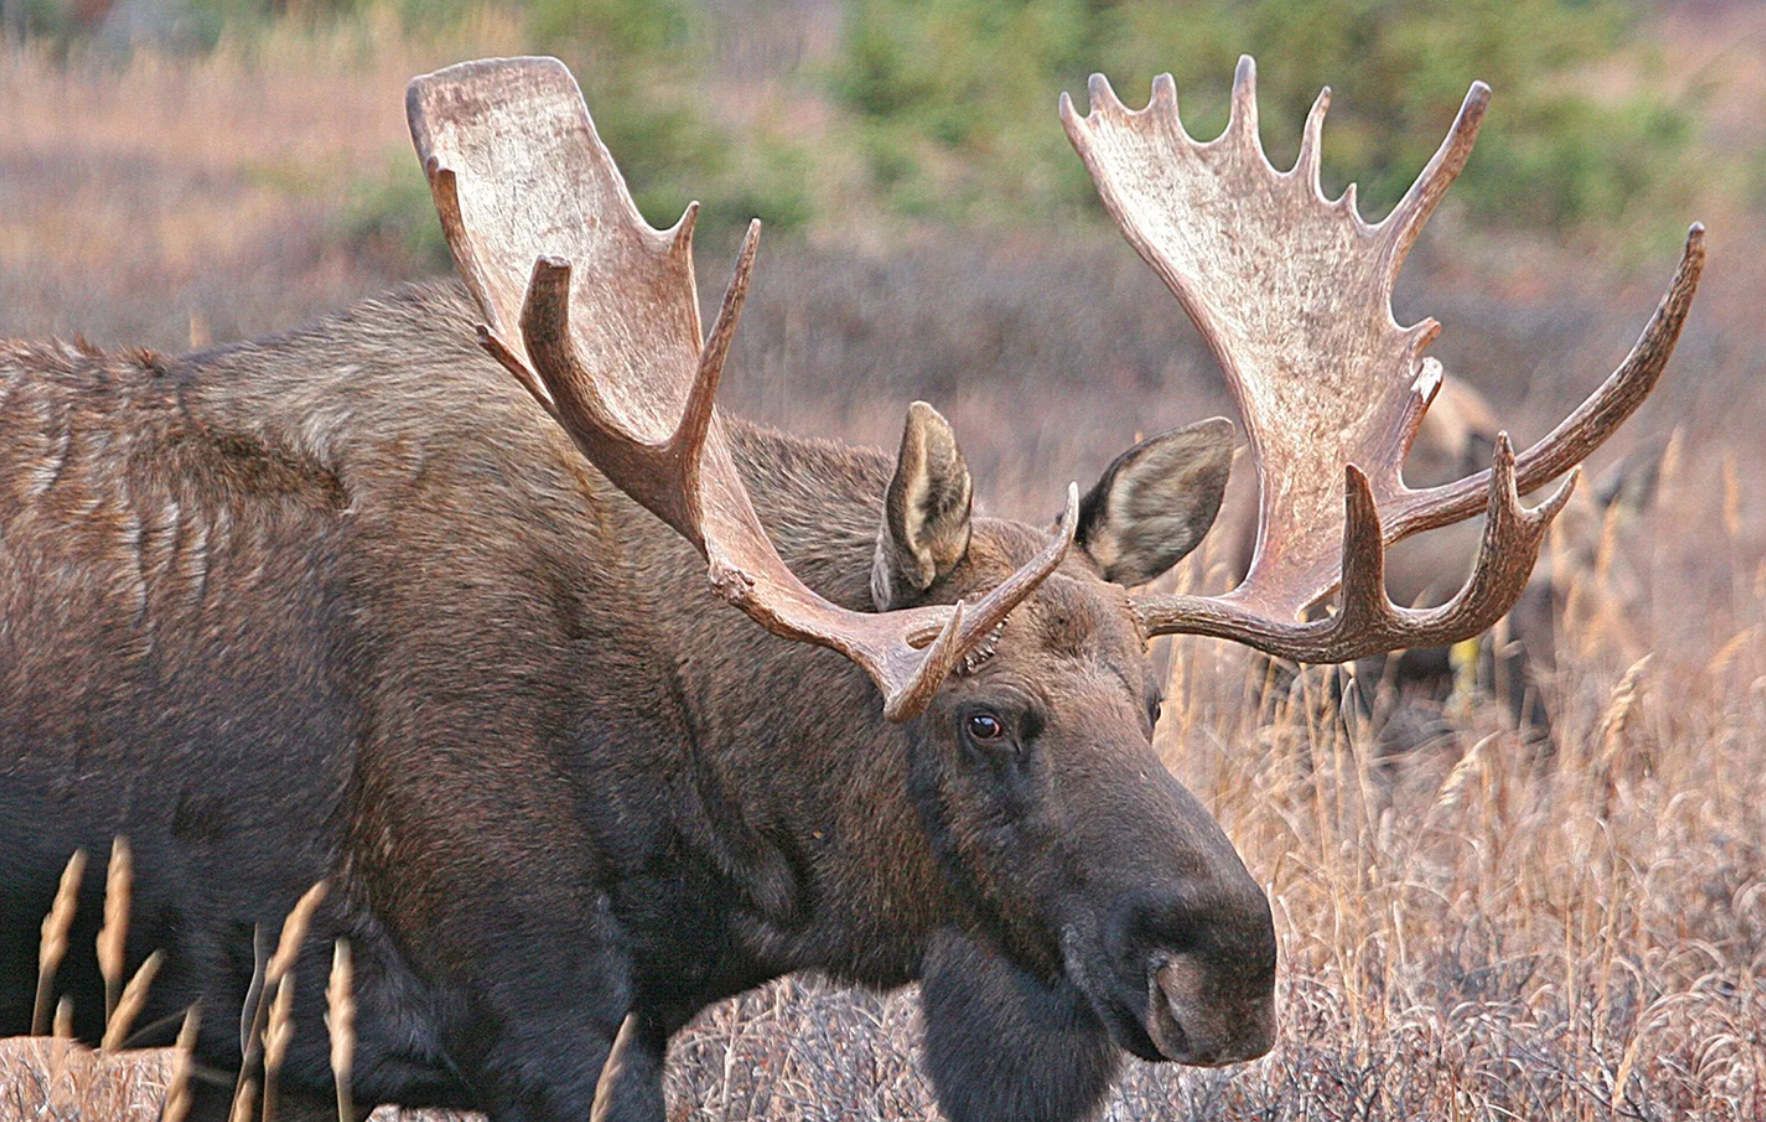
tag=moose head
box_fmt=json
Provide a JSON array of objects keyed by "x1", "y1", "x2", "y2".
[{"x1": 399, "y1": 55, "x2": 1699, "y2": 1122}]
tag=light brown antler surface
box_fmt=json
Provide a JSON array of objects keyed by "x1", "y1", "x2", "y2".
[
  {"x1": 408, "y1": 57, "x2": 1076, "y2": 721},
  {"x1": 1062, "y1": 57, "x2": 1703, "y2": 661}
]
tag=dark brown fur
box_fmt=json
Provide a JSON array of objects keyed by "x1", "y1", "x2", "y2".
[{"x1": 0, "y1": 281, "x2": 1273, "y2": 1122}]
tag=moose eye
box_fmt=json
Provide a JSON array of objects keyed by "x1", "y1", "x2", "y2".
[{"x1": 965, "y1": 713, "x2": 1006, "y2": 742}]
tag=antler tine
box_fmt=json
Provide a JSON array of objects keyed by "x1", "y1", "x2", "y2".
[
  {"x1": 1294, "y1": 86, "x2": 1330, "y2": 195},
  {"x1": 1378, "y1": 82, "x2": 1490, "y2": 275},
  {"x1": 1136, "y1": 436, "x2": 1577, "y2": 661},
  {"x1": 1084, "y1": 72, "x2": 1133, "y2": 122},
  {"x1": 1347, "y1": 433, "x2": 1578, "y2": 648},
  {"x1": 882, "y1": 483, "x2": 1081, "y2": 721},
  {"x1": 411, "y1": 56, "x2": 1077, "y2": 722},
  {"x1": 1148, "y1": 72, "x2": 1179, "y2": 120},
  {"x1": 1069, "y1": 58, "x2": 1698, "y2": 663},
  {"x1": 1386, "y1": 224, "x2": 1706, "y2": 541},
  {"x1": 1229, "y1": 56, "x2": 1261, "y2": 157},
  {"x1": 672, "y1": 218, "x2": 761, "y2": 541}
]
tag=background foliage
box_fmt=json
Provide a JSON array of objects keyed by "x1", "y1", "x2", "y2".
[
  {"x1": 13, "y1": 0, "x2": 1718, "y2": 251},
  {"x1": 835, "y1": 0, "x2": 1692, "y2": 231}
]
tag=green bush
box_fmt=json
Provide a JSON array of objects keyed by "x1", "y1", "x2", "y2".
[
  {"x1": 833, "y1": 0, "x2": 1693, "y2": 235},
  {"x1": 525, "y1": 0, "x2": 814, "y2": 245}
]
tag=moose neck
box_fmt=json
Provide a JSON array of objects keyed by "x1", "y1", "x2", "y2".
[{"x1": 644, "y1": 417, "x2": 967, "y2": 986}]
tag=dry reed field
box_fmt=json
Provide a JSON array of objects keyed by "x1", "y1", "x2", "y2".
[{"x1": 5, "y1": 7, "x2": 1766, "y2": 1121}]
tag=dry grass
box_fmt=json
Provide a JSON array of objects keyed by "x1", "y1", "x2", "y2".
[
  {"x1": 0, "y1": 9, "x2": 521, "y2": 350},
  {"x1": 0, "y1": 1039, "x2": 176, "y2": 1122},
  {"x1": 5, "y1": 7, "x2": 1766, "y2": 1122}
]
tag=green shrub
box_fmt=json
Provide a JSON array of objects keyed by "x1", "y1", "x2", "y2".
[
  {"x1": 524, "y1": 0, "x2": 814, "y2": 244},
  {"x1": 343, "y1": 154, "x2": 453, "y2": 273},
  {"x1": 833, "y1": 0, "x2": 1693, "y2": 235}
]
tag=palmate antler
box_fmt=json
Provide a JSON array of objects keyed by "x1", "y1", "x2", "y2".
[
  {"x1": 407, "y1": 58, "x2": 1076, "y2": 722},
  {"x1": 1062, "y1": 58, "x2": 1704, "y2": 660}
]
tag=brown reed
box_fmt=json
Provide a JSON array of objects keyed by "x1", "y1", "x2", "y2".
[
  {"x1": 33, "y1": 850, "x2": 87, "y2": 1037},
  {"x1": 101, "y1": 951, "x2": 163, "y2": 1052},
  {"x1": 261, "y1": 968, "x2": 296, "y2": 1122},
  {"x1": 325, "y1": 939, "x2": 355, "y2": 1122},
  {"x1": 96, "y1": 836, "x2": 132, "y2": 1028},
  {"x1": 161, "y1": 1006, "x2": 202, "y2": 1122}
]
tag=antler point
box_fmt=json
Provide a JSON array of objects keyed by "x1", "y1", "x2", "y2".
[
  {"x1": 1150, "y1": 73, "x2": 1177, "y2": 113},
  {"x1": 1554, "y1": 464, "x2": 1582, "y2": 506},
  {"x1": 1411, "y1": 356, "x2": 1444, "y2": 401}
]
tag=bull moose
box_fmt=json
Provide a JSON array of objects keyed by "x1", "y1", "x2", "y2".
[{"x1": 0, "y1": 55, "x2": 1701, "y2": 1122}]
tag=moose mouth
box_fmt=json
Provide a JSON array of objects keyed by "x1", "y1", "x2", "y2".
[{"x1": 1063, "y1": 927, "x2": 1275, "y2": 1067}]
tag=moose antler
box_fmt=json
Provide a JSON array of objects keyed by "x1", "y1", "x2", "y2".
[
  {"x1": 1062, "y1": 57, "x2": 1703, "y2": 660},
  {"x1": 408, "y1": 57, "x2": 1076, "y2": 722}
]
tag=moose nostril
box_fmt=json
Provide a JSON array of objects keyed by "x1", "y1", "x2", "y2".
[
  {"x1": 1145, "y1": 954, "x2": 1275, "y2": 1067},
  {"x1": 1144, "y1": 961, "x2": 1190, "y2": 1060}
]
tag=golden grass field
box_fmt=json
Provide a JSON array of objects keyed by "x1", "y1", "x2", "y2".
[{"x1": 5, "y1": 5, "x2": 1766, "y2": 1120}]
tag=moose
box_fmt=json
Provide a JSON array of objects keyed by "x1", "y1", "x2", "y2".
[{"x1": 0, "y1": 55, "x2": 1701, "y2": 1122}]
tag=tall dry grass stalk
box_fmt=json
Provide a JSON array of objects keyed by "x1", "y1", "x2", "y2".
[
  {"x1": 231, "y1": 882, "x2": 326, "y2": 1122},
  {"x1": 325, "y1": 940, "x2": 355, "y2": 1122},
  {"x1": 101, "y1": 951, "x2": 163, "y2": 1052},
  {"x1": 33, "y1": 849, "x2": 86, "y2": 1037},
  {"x1": 161, "y1": 1007, "x2": 202, "y2": 1122},
  {"x1": 97, "y1": 835, "x2": 132, "y2": 1027},
  {"x1": 231, "y1": 1077, "x2": 258, "y2": 1122},
  {"x1": 267, "y1": 883, "x2": 327, "y2": 988},
  {"x1": 590, "y1": 1014, "x2": 638, "y2": 1122},
  {"x1": 261, "y1": 969, "x2": 296, "y2": 1122}
]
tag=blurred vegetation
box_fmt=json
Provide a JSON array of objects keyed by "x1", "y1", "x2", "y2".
[
  {"x1": 335, "y1": 0, "x2": 814, "y2": 257},
  {"x1": 835, "y1": 0, "x2": 1694, "y2": 231},
  {"x1": 519, "y1": 0, "x2": 813, "y2": 239},
  {"x1": 15, "y1": 0, "x2": 1705, "y2": 247}
]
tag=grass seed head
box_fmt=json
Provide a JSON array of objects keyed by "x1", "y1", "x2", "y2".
[
  {"x1": 266, "y1": 882, "x2": 327, "y2": 987},
  {"x1": 34, "y1": 849, "x2": 87, "y2": 1036},
  {"x1": 97, "y1": 835, "x2": 133, "y2": 1022},
  {"x1": 101, "y1": 950, "x2": 163, "y2": 1051}
]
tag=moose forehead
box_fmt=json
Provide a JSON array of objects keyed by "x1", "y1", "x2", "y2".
[{"x1": 960, "y1": 518, "x2": 1149, "y2": 681}]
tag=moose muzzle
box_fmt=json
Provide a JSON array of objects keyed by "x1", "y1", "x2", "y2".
[{"x1": 1145, "y1": 951, "x2": 1277, "y2": 1066}]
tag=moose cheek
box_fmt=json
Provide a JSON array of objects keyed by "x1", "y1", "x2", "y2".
[{"x1": 955, "y1": 740, "x2": 1043, "y2": 826}]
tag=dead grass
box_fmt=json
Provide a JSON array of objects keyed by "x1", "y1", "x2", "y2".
[
  {"x1": 0, "y1": 1039, "x2": 175, "y2": 1122},
  {"x1": 4, "y1": 7, "x2": 1766, "y2": 1122},
  {"x1": 0, "y1": 9, "x2": 520, "y2": 349}
]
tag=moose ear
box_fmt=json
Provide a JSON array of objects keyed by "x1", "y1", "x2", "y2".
[
  {"x1": 872, "y1": 402, "x2": 974, "y2": 610},
  {"x1": 1077, "y1": 417, "x2": 1235, "y2": 587}
]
